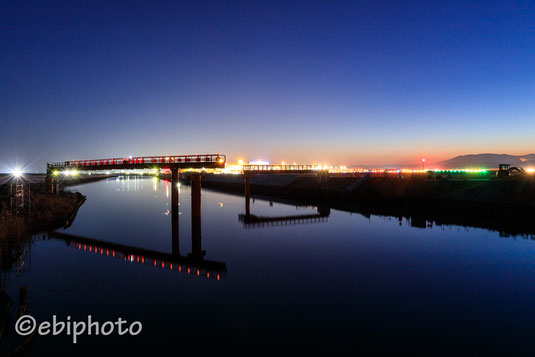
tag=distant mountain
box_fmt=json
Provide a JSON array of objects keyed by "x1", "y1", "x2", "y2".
[{"x1": 435, "y1": 153, "x2": 535, "y2": 169}]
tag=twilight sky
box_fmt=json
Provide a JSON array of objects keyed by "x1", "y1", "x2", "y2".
[{"x1": 1, "y1": 0, "x2": 534, "y2": 171}]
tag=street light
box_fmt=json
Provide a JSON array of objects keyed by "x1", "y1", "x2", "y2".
[
  {"x1": 422, "y1": 158, "x2": 426, "y2": 170},
  {"x1": 12, "y1": 167, "x2": 22, "y2": 178}
]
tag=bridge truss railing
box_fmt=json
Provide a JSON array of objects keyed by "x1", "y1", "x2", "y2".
[
  {"x1": 48, "y1": 154, "x2": 226, "y2": 169},
  {"x1": 242, "y1": 164, "x2": 321, "y2": 172}
]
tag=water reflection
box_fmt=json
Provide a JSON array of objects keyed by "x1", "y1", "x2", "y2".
[
  {"x1": 0, "y1": 236, "x2": 35, "y2": 353},
  {"x1": 239, "y1": 202, "x2": 331, "y2": 229},
  {"x1": 50, "y1": 180, "x2": 227, "y2": 279},
  {"x1": 0, "y1": 237, "x2": 32, "y2": 287}
]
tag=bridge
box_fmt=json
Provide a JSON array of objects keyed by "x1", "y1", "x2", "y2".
[
  {"x1": 47, "y1": 153, "x2": 226, "y2": 213},
  {"x1": 242, "y1": 164, "x2": 323, "y2": 174},
  {"x1": 45, "y1": 153, "x2": 229, "y2": 280},
  {"x1": 47, "y1": 153, "x2": 226, "y2": 172}
]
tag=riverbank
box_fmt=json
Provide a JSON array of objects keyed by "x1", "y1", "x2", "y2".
[
  {"x1": 180, "y1": 173, "x2": 535, "y2": 236},
  {"x1": 0, "y1": 187, "x2": 85, "y2": 240},
  {"x1": 0, "y1": 173, "x2": 114, "y2": 240}
]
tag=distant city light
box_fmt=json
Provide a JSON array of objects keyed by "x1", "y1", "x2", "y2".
[{"x1": 250, "y1": 160, "x2": 269, "y2": 165}]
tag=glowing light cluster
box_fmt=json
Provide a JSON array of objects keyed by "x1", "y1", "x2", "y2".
[
  {"x1": 67, "y1": 241, "x2": 221, "y2": 280},
  {"x1": 63, "y1": 170, "x2": 78, "y2": 176}
]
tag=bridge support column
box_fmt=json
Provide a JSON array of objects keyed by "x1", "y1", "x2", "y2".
[
  {"x1": 171, "y1": 168, "x2": 179, "y2": 212},
  {"x1": 245, "y1": 174, "x2": 251, "y2": 216},
  {"x1": 171, "y1": 168, "x2": 180, "y2": 256},
  {"x1": 172, "y1": 209, "x2": 180, "y2": 256},
  {"x1": 190, "y1": 173, "x2": 205, "y2": 259}
]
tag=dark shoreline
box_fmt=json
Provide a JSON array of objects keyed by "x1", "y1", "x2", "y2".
[
  {"x1": 0, "y1": 174, "x2": 113, "y2": 240},
  {"x1": 178, "y1": 173, "x2": 535, "y2": 237}
]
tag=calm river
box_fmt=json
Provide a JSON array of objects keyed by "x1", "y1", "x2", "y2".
[{"x1": 2, "y1": 176, "x2": 535, "y2": 354}]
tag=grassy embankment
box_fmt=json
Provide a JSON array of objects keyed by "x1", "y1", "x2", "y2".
[
  {"x1": 0, "y1": 173, "x2": 115, "y2": 240},
  {"x1": 0, "y1": 184, "x2": 84, "y2": 240},
  {"x1": 190, "y1": 173, "x2": 535, "y2": 235}
]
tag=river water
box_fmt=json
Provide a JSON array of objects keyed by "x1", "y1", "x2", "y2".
[{"x1": 2, "y1": 176, "x2": 535, "y2": 354}]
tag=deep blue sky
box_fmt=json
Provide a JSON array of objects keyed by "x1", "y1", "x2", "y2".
[{"x1": 1, "y1": 0, "x2": 534, "y2": 171}]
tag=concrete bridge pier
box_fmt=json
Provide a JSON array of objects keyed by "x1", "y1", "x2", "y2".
[
  {"x1": 171, "y1": 209, "x2": 180, "y2": 256},
  {"x1": 189, "y1": 173, "x2": 205, "y2": 259},
  {"x1": 171, "y1": 168, "x2": 179, "y2": 211},
  {"x1": 244, "y1": 174, "x2": 251, "y2": 216},
  {"x1": 171, "y1": 168, "x2": 180, "y2": 256}
]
